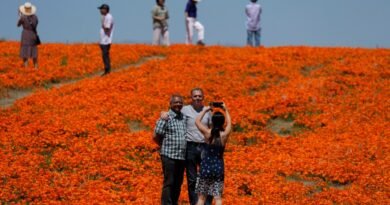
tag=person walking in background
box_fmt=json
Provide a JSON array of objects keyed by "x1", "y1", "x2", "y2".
[
  {"x1": 195, "y1": 103, "x2": 232, "y2": 205},
  {"x1": 185, "y1": 0, "x2": 205, "y2": 46},
  {"x1": 152, "y1": 0, "x2": 170, "y2": 46},
  {"x1": 17, "y1": 2, "x2": 39, "y2": 69},
  {"x1": 98, "y1": 4, "x2": 114, "y2": 76},
  {"x1": 154, "y1": 94, "x2": 187, "y2": 205},
  {"x1": 245, "y1": 0, "x2": 262, "y2": 47}
]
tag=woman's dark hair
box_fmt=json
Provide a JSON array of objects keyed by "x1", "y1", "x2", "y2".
[
  {"x1": 156, "y1": 0, "x2": 165, "y2": 5},
  {"x1": 210, "y1": 112, "x2": 225, "y2": 145}
]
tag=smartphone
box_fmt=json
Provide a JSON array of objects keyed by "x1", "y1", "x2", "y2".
[{"x1": 210, "y1": 102, "x2": 224, "y2": 108}]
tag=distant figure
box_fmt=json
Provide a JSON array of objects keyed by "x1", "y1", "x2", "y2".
[
  {"x1": 98, "y1": 4, "x2": 114, "y2": 76},
  {"x1": 185, "y1": 0, "x2": 205, "y2": 46},
  {"x1": 152, "y1": 0, "x2": 170, "y2": 46},
  {"x1": 17, "y1": 2, "x2": 39, "y2": 69},
  {"x1": 245, "y1": 0, "x2": 262, "y2": 46}
]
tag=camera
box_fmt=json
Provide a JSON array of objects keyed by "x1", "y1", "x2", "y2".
[{"x1": 210, "y1": 102, "x2": 224, "y2": 109}]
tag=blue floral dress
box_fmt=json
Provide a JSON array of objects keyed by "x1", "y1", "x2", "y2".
[{"x1": 195, "y1": 140, "x2": 225, "y2": 196}]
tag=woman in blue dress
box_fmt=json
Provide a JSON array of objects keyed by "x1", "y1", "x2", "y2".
[{"x1": 195, "y1": 104, "x2": 232, "y2": 205}]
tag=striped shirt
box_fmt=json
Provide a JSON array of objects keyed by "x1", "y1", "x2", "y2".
[{"x1": 154, "y1": 109, "x2": 187, "y2": 160}]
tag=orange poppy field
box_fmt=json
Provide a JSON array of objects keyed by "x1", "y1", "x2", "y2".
[{"x1": 0, "y1": 42, "x2": 389, "y2": 204}]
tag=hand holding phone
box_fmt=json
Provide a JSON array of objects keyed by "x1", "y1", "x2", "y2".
[{"x1": 210, "y1": 102, "x2": 224, "y2": 109}]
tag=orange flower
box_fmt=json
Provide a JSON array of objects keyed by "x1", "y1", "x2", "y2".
[{"x1": 0, "y1": 43, "x2": 389, "y2": 204}]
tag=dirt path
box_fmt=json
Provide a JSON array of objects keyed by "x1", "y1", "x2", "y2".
[{"x1": 0, "y1": 55, "x2": 165, "y2": 108}]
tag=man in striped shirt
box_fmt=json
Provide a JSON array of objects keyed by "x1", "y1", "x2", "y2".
[{"x1": 154, "y1": 94, "x2": 187, "y2": 205}]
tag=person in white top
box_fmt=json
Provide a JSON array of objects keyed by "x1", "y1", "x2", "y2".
[
  {"x1": 245, "y1": 0, "x2": 262, "y2": 46},
  {"x1": 98, "y1": 4, "x2": 114, "y2": 76}
]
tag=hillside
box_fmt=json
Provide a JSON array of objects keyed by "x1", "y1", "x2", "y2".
[{"x1": 0, "y1": 43, "x2": 389, "y2": 204}]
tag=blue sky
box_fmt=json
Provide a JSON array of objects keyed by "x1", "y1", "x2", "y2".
[{"x1": 1, "y1": 0, "x2": 389, "y2": 47}]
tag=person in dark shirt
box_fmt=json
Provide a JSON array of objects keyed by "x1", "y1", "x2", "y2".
[
  {"x1": 185, "y1": 0, "x2": 205, "y2": 45},
  {"x1": 17, "y1": 2, "x2": 39, "y2": 69}
]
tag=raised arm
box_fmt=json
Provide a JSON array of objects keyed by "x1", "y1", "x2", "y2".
[{"x1": 195, "y1": 107, "x2": 211, "y2": 139}]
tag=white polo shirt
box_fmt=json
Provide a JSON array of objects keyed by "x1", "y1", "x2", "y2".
[
  {"x1": 182, "y1": 105, "x2": 211, "y2": 143},
  {"x1": 100, "y1": 13, "x2": 114, "y2": 45}
]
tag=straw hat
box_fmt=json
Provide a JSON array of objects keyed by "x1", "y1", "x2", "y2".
[{"x1": 19, "y1": 2, "x2": 37, "y2": 16}]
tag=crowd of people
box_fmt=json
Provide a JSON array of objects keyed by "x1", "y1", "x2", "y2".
[
  {"x1": 154, "y1": 88, "x2": 232, "y2": 205},
  {"x1": 17, "y1": 0, "x2": 262, "y2": 73},
  {"x1": 16, "y1": 2, "x2": 246, "y2": 204}
]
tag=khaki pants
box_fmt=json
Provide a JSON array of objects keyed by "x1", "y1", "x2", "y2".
[{"x1": 153, "y1": 27, "x2": 170, "y2": 46}]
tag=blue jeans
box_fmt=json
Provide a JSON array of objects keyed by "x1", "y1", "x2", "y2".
[
  {"x1": 247, "y1": 29, "x2": 261, "y2": 47},
  {"x1": 186, "y1": 141, "x2": 213, "y2": 205}
]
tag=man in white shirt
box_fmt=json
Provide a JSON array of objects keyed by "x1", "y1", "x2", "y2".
[
  {"x1": 182, "y1": 88, "x2": 213, "y2": 205},
  {"x1": 245, "y1": 0, "x2": 262, "y2": 46},
  {"x1": 98, "y1": 4, "x2": 114, "y2": 76}
]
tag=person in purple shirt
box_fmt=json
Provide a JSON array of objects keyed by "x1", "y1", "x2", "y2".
[
  {"x1": 245, "y1": 0, "x2": 262, "y2": 46},
  {"x1": 185, "y1": 0, "x2": 205, "y2": 46}
]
